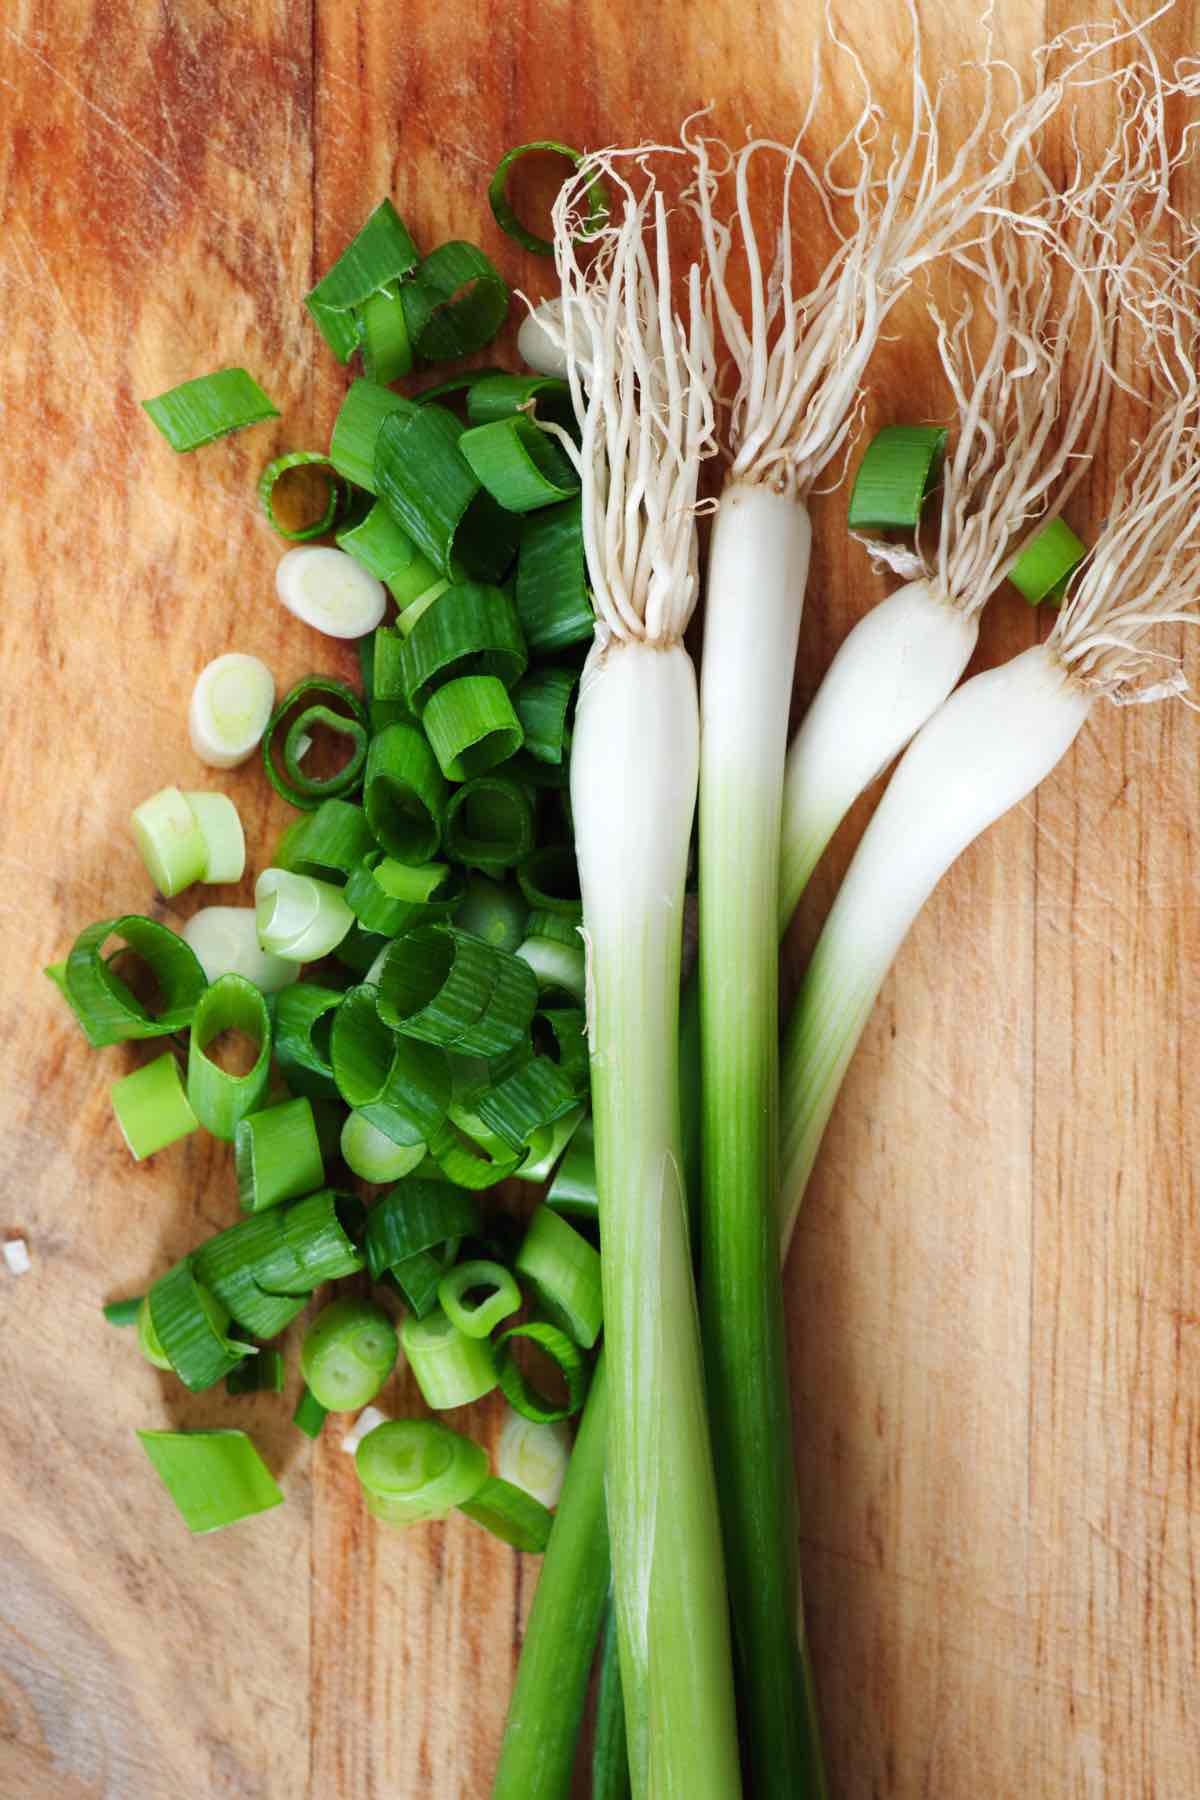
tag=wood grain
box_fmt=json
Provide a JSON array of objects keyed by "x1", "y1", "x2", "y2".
[{"x1": 2, "y1": 1, "x2": 1198, "y2": 1795}]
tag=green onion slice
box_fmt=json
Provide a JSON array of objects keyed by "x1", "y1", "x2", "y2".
[
  {"x1": 274, "y1": 984, "x2": 343, "y2": 1101},
  {"x1": 143, "y1": 369, "x2": 278, "y2": 452},
  {"x1": 516, "y1": 846, "x2": 581, "y2": 917},
  {"x1": 416, "y1": 368, "x2": 507, "y2": 407},
  {"x1": 458, "y1": 417, "x2": 579, "y2": 513},
  {"x1": 330, "y1": 984, "x2": 451, "y2": 1146},
  {"x1": 305, "y1": 199, "x2": 420, "y2": 362},
  {"x1": 262, "y1": 676, "x2": 369, "y2": 810},
  {"x1": 363, "y1": 722, "x2": 448, "y2": 862},
  {"x1": 494, "y1": 1321, "x2": 587, "y2": 1423},
  {"x1": 329, "y1": 380, "x2": 414, "y2": 492},
  {"x1": 138, "y1": 1429, "x2": 284, "y2": 1533},
  {"x1": 148, "y1": 1260, "x2": 251, "y2": 1391},
  {"x1": 256, "y1": 869, "x2": 355, "y2": 962},
  {"x1": 293, "y1": 1385, "x2": 330, "y2": 1439},
  {"x1": 340, "y1": 1111, "x2": 426, "y2": 1184},
  {"x1": 258, "y1": 451, "x2": 344, "y2": 542},
  {"x1": 236, "y1": 1096, "x2": 325, "y2": 1212},
  {"x1": 192, "y1": 1216, "x2": 309, "y2": 1340},
  {"x1": 185, "y1": 974, "x2": 272, "y2": 1142},
  {"x1": 427, "y1": 1109, "x2": 523, "y2": 1189},
  {"x1": 466, "y1": 371, "x2": 575, "y2": 432},
  {"x1": 402, "y1": 1307, "x2": 499, "y2": 1410},
  {"x1": 423, "y1": 675, "x2": 524, "y2": 780},
  {"x1": 515, "y1": 496, "x2": 594, "y2": 654},
  {"x1": 399, "y1": 582, "x2": 528, "y2": 714},
  {"x1": 1009, "y1": 517, "x2": 1088, "y2": 606},
  {"x1": 272, "y1": 799, "x2": 376, "y2": 885},
  {"x1": 301, "y1": 1297, "x2": 398, "y2": 1412},
  {"x1": 487, "y1": 141, "x2": 609, "y2": 257},
  {"x1": 103, "y1": 1295, "x2": 144, "y2": 1328},
  {"x1": 138, "y1": 1296, "x2": 173, "y2": 1368},
  {"x1": 337, "y1": 501, "x2": 447, "y2": 610},
  {"x1": 459, "y1": 1475, "x2": 553, "y2": 1553},
  {"x1": 545, "y1": 1112, "x2": 597, "y2": 1219},
  {"x1": 513, "y1": 667, "x2": 576, "y2": 765},
  {"x1": 477, "y1": 1013, "x2": 588, "y2": 1150},
  {"x1": 847, "y1": 424, "x2": 948, "y2": 530},
  {"x1": 344, "y1": 854, "x2": 463, "y2": 938},
  {"x1": 376, "y1": 925, "x2": 537, "y2": 1056},
  {"x1": 356, "y1": 282, "x2": 414, "y2": 383},
  {"x1": 129, "y1": 786, "x2": 209, "y2": 898},
  {"x1": 226, "y1": 1350, "x2": 286, "y2": 1395},
  {"x1": 437, "y1": 1259, "x2": 521, "y2": 1339},
  {"x1": 515, "y1": 933, "x2": 586, "y2": 1006},
  {"x1": 268, "y1": 1188, "x2": 365, "y2": 1292},
  {"x1": 336, "y1": 925, "x2": 393, "y2": 977},
  {"x1": 400, "y1": 241, "x2": 509, "y2": 362},
  {"x1": 445, "y1": 777, "x2": 536, "y2": 874},
  {"x1": 111, "y1": 1052, "x2": 199, "y2": 1160},
  {"x1": 374, "y1": 404, "x2": 519, "y2": 583},
  {"x1": 515, "y1": 1102, "x2": 587, "y2": 1183},
  {"x1": 515, "y1": 1205, "x2": 603, "y2": 1349},
  {"x1": 355, "y1": 1419, "x2": 487, "y2": 1524},
  {"x1": 451, "y1": 874, "x2": 528, "y2": 951},
  {"x1": 364, "y1": 1178, "x2": 481, "y2": 1279},
  {"x1": 183, "y1": 792, "x2": 246, "y2": 884},
  {"x1": 387, "y1": 1242, "x2": 460, "y2": 1318}
]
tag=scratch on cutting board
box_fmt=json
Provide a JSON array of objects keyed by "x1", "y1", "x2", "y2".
[{"x1": 4, "y1": 27, "x2": 180, "y2": 186}]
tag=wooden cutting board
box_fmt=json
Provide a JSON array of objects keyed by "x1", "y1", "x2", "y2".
[{"x1": 2, "y1": 2, "x2": 1198, "y2": 1794}]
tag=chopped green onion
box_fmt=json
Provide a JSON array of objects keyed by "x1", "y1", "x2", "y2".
[
  {"x1": 592, "y1": 1600, "x2": 632, "y2": 1800},
  {"x1": 273, "y1": 983, "x2": 343, "y2": 1100},
  {"x1": 330, "y1": 984, "x2": 451, "y2": 1146},
  {"x1": 487, "y1": 140, "x2": 608, "y2": 256},
  {"x1": 387, "y1": 1242, "x2": 460, "y2": 1318},
  {"x1": 515, "y1": 932, "x2": 586, "y2": 1005},
  {"x1": 458, "y1": 416, "x2": 579, "y2": 513},
  {"x1": 356, "y1": 282, "x2": 414, "y2": 383},
  {"x1": 258, "y1": 451, "x2": 344, "y2": 542},
  {"x1": 181, "y1": 907, "x2": 299, "y2": 994},
  {"x1": 452, "y1": 873, "x2": 528, "y2": 950},
  {"x1": 183, "y1": 792, "x2": 246, "y2": 884},
  {"x1": 301, "y1": 1296, "x2": 398, "y2": 1411},
  {"x1": 445, "y1": 776, "x2": 535, "y2": 875},
  {"x1": 191, "y1": 1216, "x2": 308, "y2": 1339},
  {"x1": 402, "y1": 1307, "x2": 498, "y2": 1409},
  {"x1": 226, "y1": 1349, "x2": 285, "y2": 1395},
  {"x1": 516, "y1": 845, "x2": 581, "y2": 917},
  {"x1": 427, "y1": 1108, "x2": 523, "y2": 1188},
  {"x1": 374, "y1": 404, "x2": 519, "y2": 583},
  {"x1": 364, "y1": 1179, "x2": 481, "y2": 1279},
  {"x1": 515, "y1": 497, "x2": 594, "y2": 654},
  {"x1": 329, "y1": 379, "x2": 414, "y2": 491},
  {"x1": 1009, "y1": 516, "x2": 1088, "y2": 605},
  {"x1": 514, "y1": 1102, "x2": 586, "y2": 1183},
  {"x1": 514, "y1": 669, "x2": 576, "y2": 768},
  {"x1": 546, "y1": 1111, "x2": 597, "y2": 1219},
  {"x1": 477, "y1": 1011, "x2": 587, "y2": 1149},
  {"x1": 273, "y1": 799, "x2": 376, "y2": 884},
  {"x1": 459, "y1": 1476, "x2": 553, "y2": 1552},
  {"x1": 423, "y1": 674, "x2": 524, "y2": 779},
  {"x1": 255, "y1": 869, "x2": 354, "y2": 962},
  {"x1": 305, "y1": 199, "x2": 420, "y2": 362},
  {"x1": 275, "y1": 546, "x2": 387, "y2": 639},
  {"x1": 345, "y1": 854, "x2": 462, "y2": 937},
  {"x1": 363, "y1": 722, "x2": 448, "y2": 862},
  {"x1": 847, "y1": 424, "x2": 948, "y2": 530},
  {"x1": 148, "y1": 1260, "x2": 250, "y2": 1391},
  {"x1": 61, "y1": 914, "x2": 207, "y2": 1045},
  {"x1": 293, "y1": 1385, "x2": 330, "y2": 1438},
  {"x1": 189, "y1": 653, "x2": 275, "y2": 768},
  {"x1": 340, "y1": 1111, "x2": 426, "y2": 1183},
  {"x1": 102, "y1": 1295, "x2": 144, "y2": 1328},
  {"x1": 437, "y1": 1259, "x2": 521, "y2": 1338},
  {"x1": 143, "y1": 369, "x2": 278, "y2": 452},
  {"x1": 355, "y1": 1418, "x2": 487, "y2": 1524},
  {"x1": 130, "y1": 786, "x2": 208, "y2": 897},
  {"x1": 494, "y1": 1320, "x2": 587, "y2": 1423},
  {"x1": 337, "y1": 501, "x2": 447, "y2": 609},
  {"x1": 466, "y1": 371, "x2": 575, "y2": 431},
  {"x1": 497, "y1": 1408, "x2": 571, "y2": 1509},
  {"x1": 137, "y1": 1296, "x2": 173, "y2": 1368},
  {"x1": 138, "y1": 1429, "x2": 284, "y2": 1533},
  {"x1": 112, "y1": 1052, "x2": 199, "y2": 1160},
  {"x1": 376, "y1": 925, "x2": 537, "y2": 1056},
  {"x1": 515, "y1": 1205, "x2": 602, "y2": 1349},
  {"x1": 400, "y1": 241, "x2": 508, "y2": 362},
  {"x1": 398, "y1": 582, "x2": 527, "y2": 714},
  {"x1": 340, "y1": 1404, "x2": 391, "y2": 1456},
  {"x1": 187, "y1": 974, "x2": 272, "y2": 1140},
  {"x1": 236, "y1": 1097, "x2": 325, "y2": 1212},
  {"x1": 262, "y1": 676, "x2": 369, "y2": 809},
  {"x1": 276, "y1": 1189, "x2": 364, "y2": 1291}
]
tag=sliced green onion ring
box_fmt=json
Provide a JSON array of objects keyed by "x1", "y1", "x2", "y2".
[
  {"x1": 293, "y1": 1386, "x2": 330, "y2": 1438},
  {"x1": 330, "y1": 984, "x2": 451, "y2": 1146},
  {"x1": 138, "y1": 1429, "x2": 284, "y2": 1533},
  {"x1": 344, "y1": 853, "x2": 462, "y2": 937},
  {"x1": 272, "y1": 799, "x2": 376, "y2": 884},
  {"x1": 515, "y1": 1102, "x2": 587, "y2": 1183},
  {"x1": 847, "y1": 424, "x2": 948, "y2": 530},
  {"x1": 513, "y1": 667, "x2": 576, "y2": 765},
  {"x1": 451, "y1": 874, "x2": 528, "y2": 951},
  {"x1": 399, "y1": 583, "x2": 527, "y2": 714},
  {"x1": 437, "y1": 1259, "x2": 521, "y2": 1338},
  {"x1": 1009, "y1": 516, "x2": 1088, "y2": 606},
  {"x1": 273, "y1": 984, "x2": 343, "y2": 1100},
  {"x1": 516, "y1": 846, "x2": 581, "y2": 917},
  {"x1": 148, "y1": 1260, "x2": 251, "y2": 1392},
  {"x1": 340, "y1": 1111, "x2": 426, "y2": 1183},
  {"x1": 275, "y1": 546, "x2": 387, "y2": 640},
  {"x1": 515, "y1": 1205, "x2": 603, "y2": 1349},
  {"x1": 400, "y1": 241, "x2": 508, "y2": 362},
  {"x1": 466, "y1": 371, "x2": 575, "y2": 432},
  {"x1": 364, "y1": 1178, "x2": 481, "y2": 1279},
  {"x1": 427, "y1": 1109, "x2": 523, "y2": 1188},
  {"x1": 189, "y1": 654, "x2": 276, "y2": 769},
  {"x1": 387, "y1": 1242, "x2": 460, "y2": 1318},
  {"x1": 487, "y1": 141, "x2": 609, "y2": 257},
  {"x1": 445, "y1": 777, "x2": 536, "y2": 874},
  {"x1": 355, "y1": 1419, "x2": 487, "y2": 1524},
  {"x1": 301, "y1": 1297, "x2": 398, "y2": 1412},
  {"x1": 184, "y1": 792, "x2": 246, "y2": 884},
  {"x1": 458, "y1": 416, "x2": 579, "y2": 513},
  {"x1": 423, "y1": 674, "x2": 524, "y2": 780},
  {"x1": 494, "y1": 1320, "x2": 587, "y2": 1423},
  {"x1": 515, "y1": 496, "x2": 594, "y2": 654},
  {"x1": 374, "y1": 404, "x2": 519, "y2": 583},
  {"x1": 305, "y1": 199, "x2": 420, "y2": 362},
  {"x1": 356, "y1": 281, "x2": 414, "y2": 383},
  {"x1": 337, "y1": 501, "x2": 448, "y2": 609},
  {"x1": 187, "y1": 974, "x2": 272, "y2": 1141},
  {"x1": 236, "y1": 1096, "x2": 325, "y2": 1212},
  {"x1": 130, "y1": 786, "x2": 209, "y2": 898},
  {"x1": 112, "y1": 1052, "x2": 199, "y2": 1160},
  {"x1": 459, "y1": 1476, "x2": 553, "y2": 1553},
  {"x1": 181, "y1": 907, "x2": 299, "y2": 995},
  {"x1": 363, "y1": 722, "x2": 448, "y2": 862},
  {"x1": 191, "y1": 1216, "x2": 307, "y2": 1339},
  {"x1": 516, "y1": 933, "x2": 586, "y2": 1005},
  {"x1": 143, "y1": 369, "x2": 278, "y2": 452},
  {"x1": 497, "y1": 1408, "x2": 572, "y2": 1509},
  {"x1": 402, "y1": 1307, "x2": 498, "y2": 1410},
  {"x1": 258, "y1": 451, "x2": 344, "y2": 542},
  {"x1": 63, "y1": 915, "x2": 207, "y2": 1046},
  {"x1": 262, "y1": 676, "x2": 369, "y2": 809},
  {"x1": 256, "y1": 869, "x2": 355, "y2": 962},
  {"x1": 329, "y1": 379, "x2": 414, "y2": 492},
  {"x1": 265, "y1": 1188, "x2": 365, "y2": 1292}
]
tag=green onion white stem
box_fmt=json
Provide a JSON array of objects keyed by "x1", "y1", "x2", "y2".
[
  {"x1": 497, "y1": 1409, "x2": 572, "y2": 1509},
  {"x1": 189, "y1": 652, "x2": 275, "y2": 768},
  {"x1": 184, "y1": 792, "x2": 245, "y2": 883},
  {"x1": 182, "y1": 906, "x2": 299, "y2": 993},
  {"x1": 275, "y1": 545, "x2": 387, "y2": 638},
  {"x1": 553, "y1": 154, "x2": 742, "y2": 1800}
]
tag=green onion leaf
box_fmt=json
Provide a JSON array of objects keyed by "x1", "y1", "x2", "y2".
[
  {"x1": 355, "y1": 1418, "x2": 487, "y2": 1524},
  {"x1": 267, "y1": 1188, "x2": 365, "y2": 1292},
  {"x1": 400, "y1": 241, "x2": 508, "y2": 362},
  {"x1": 305, "y1": 199, "x2": 420, "y2": 362},
  {"x1": 236, "y1": 1096, "x2": 325, "y2": 1213},
  {"x1": 445, "y1": 777, "x2": 536, "y2": 875},
  {"x1": 847, "y1": 424, "x2": 948, "y2": 530},
  {"x1": 437, "y1": 1258, "x2": 521, "y2": 1338},
  {"x1": 301, "y1": 1297, "x2": 398, "y2": 1412},
  {"x1": 427, "y1": 1109, "x2": 523, "y2": 1189},
  {"x1": 226, "y1": 1349, "x2": 285, "y2": 1395},
  {"x1": 274, "y1": 984, "x2": 343, "y2": 1101},
  {"x1": 262, "y1": 676, "x2": 369, "y2": 810},
  {"x1": 376, "y1": 925, "x2": 537, "y2": 1056},
  {"x1": 1009, "y1": 516, "x2": 1088, "y2": 606},
  {"x1": 423, "y1": 675, "x2": 524, "y2": 780},
  {"x1": 138, "y1": 1429, "x2": 284, "y2": 1533},
  {"x1": 495, "y1": 1321, "x2": 587, "y2": 1423},
  {"x1": 293, "y1": 1385, "x2": 330, "y2": 1439},
  {"x1": 487, "y1": 141, "x2": 608, "y2": 257},
  {"x1": 258, "y1": 451, "x2": 345, "y2": 542},
  {"x1": 513, "y1": 667, "x2": 576, "y2": 765},
  {"x1": 364, "y1": 1178, "x2": 481, "y2": 1280},
  {"x1": 398, "y1": 582, "x2": 528, "y2": 714},
  {"x1": 356, "y1": 282, "x2": 414, "y2": 383},
  {"x1": 344, "y1": 854, "x2": 462, "y2": 938},
  {"x1": 363, "y1": 722, "x2": 448, "y2": 862},
  {"x1": 112, "y1": 1052, "x2": 199, "y2": 1160},
  {"x1": 62, "y1": 915, "x2": 208, "y2": 1045},
  {"x1": 515, "y1": 497, "x2": 594, "y2": 654},
  {"x1": 187, "y1": 974, "x2": 272, "y2": 1141},
  {"x1": 329, "y1": 380, "x2": 414, "y2": 492},
  {"x1": 402, "y1": 1307, "x2": 498, "y2": 1409},
  {"x1": 192, "y1": 1217, "x2": 308, "y2": 1340},
  {"x1": 374, "y1": 404, "x2": 519, "y2": 583},
  {"x1": 466, "y1": 371, "x2": 575, "y2": 432},
  {"x1": 459, "y1": 1475, "x2": 553, "y2": 1552},
  {"x1": 515, "y1": 1205, "x2": 603, "y2": 1349},
  {"x1": 330, "y1": 984, "x2": 451, "y2": 1147},
  {"x1": 514, "y1": 1102, "x2": 587, "y2": 1183},
  {"x1": 272, "y1": 799, "x2": 376, "y2": 885},
  {"x1": 102, "y1": 1295, "x2": 144, "y2": 1328},
  {"x1": 148, "y1": 1260, "x2": 251, "y2": 1391},
  {"x1": 143, "y1": 369, "x2": 278, "y2": 452},
  {"x1": 458, "y1": 416, "x2": 579, "y2": 513},
  {"x1": 387, "y1": 1243, "x2": 460, "y2": 1318},
  {"x1": 337, "y1": 501, "x2": 448, "y2": 610}
]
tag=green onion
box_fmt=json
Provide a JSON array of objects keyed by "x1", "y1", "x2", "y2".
[
  {"x1": 494, "y1": 1320, "x2": 586, "y2": 1423},
  {"x1": 374, "y1": 404, "x2": 519, "y2": 582},
  {"x1": 466, "y1": 371, "x2": 575, "y2": 431},
  {"x1": 337, "y1": 500, "x2": 448, "y2": 609},
  {"x1": 112, "y1": 1052, "x2": 199, "y2": 1160},
  {"x1": 487, "y1": 140, "x2": 608, "y2": 256},
  {"x1": 398, "y1": 582, "x2": 527, "y2": 714},
  {"x1": 148, "y1": 1260, "x2": 251, "y2": 1391},
  {"x1": 513, "y1": 667, "x2": 576, "y2": 765},
  {"x1": 339, "y1": 1111, "x2": 426, "y2": 1183},
  {"x1": 191, "y1": 1217, "x2": 308, "y2": 1340},
  {"x1": 363, "y1": 722, "x2": 448, "y2": 862},
  {"x1": 459, "y1": 1476, "x2": 553, "y2": 1552},
  {"x1": 515, "y1": 931, "x2": 586, "y2": 1006},
  {"x1": 387, "y1": 1242, "x2": 460, "y2": 1318},
  {"x1": 356, "y1": 282, "x2": 413, "y2": 383},
  {"x1": 344, "y1": 854, "x2": 461, "y2": 936},
  {"x1": 137, "y1": 1296, "x2": 173, "y2": 1368},
  {"x1": 189, "y1": 653, "x2": 275, "y2": 769},
  {"x1": 143, "y1": 369, "x2": 278, "y2": 452},
  {"x1": 458, "y1": 416, "x2": 579, "y2": 513},
  {"x1": 301, "y1": 1297, "x2": 398, "y2": 1411},
  {"x1": 355, "y1": 1418, "x2": 487, "y2": 1524},
  {"x1": 436, "y1": 1258, "x2": 521, "y2": 1338},
  {"x1": 402, "y1": 1306, "x2": 498, "y2": 1409},
  {"x1": 138, "y1": 1429, "x2": 284, "y2": 1533},
  {"x1": 270, "y1": 1188, "x2": 365, "y2": 1291},
  {"x1": 426, "y1": 1108, "x2": 521, "y2": 1188},
  {"x1": 1009, "y1": 516, "x2": 1087, "y2": 605},
  {"x1": 363, "y1": 1178, "x2": 481, "y2": 1279},
  {"x1": 514, "y1": 1102, "x2": 586, "y2": 1183},
  {"x1": 187, "y1": 974, "x2": 272, "y2": 1141},
  {"x1": 182, "y1": 907, "x2": 299, "y2": 995},
  {"x1": 305, "y1": 199, "x2": 420, "y2": 362},
  {"x1": 399, "y1": 241, "x2": 508, "y2": 362},
  {"x1": 546, "y1": 1111, "x2": 597, "y2": 1219},
  {"x1": 275, "y1": 545, "x2": 387, "y2": 640},
  {"x1": 235, "y1": 1097, "x2": 325, "y2": 1212},
  {"x1": 331, "y1": 985, "x2": 452, "y2": 1147},
  {"x1": 130, "y1": 786, "x2": 209, "y2": 897},
  {"x1": 184, "y1": 791, "x2": 246, "y2": 884},
  {"x1": 376, "y1": 925, "x2": 537, "y2": 1056},
  {"x1": 258, "y1": 450, "x2": 344, "y2": 542},
  {"x1": 329, "y1": 379, "x2": 414, "y2": 491},
  {"x1": 445, "y1": 776, "x2": 535, "y2": 874},
  {"x1": 226, "y1": 1349, "x2": 285, "y2": 1395},
  {"x1": 338, "y1": 925, "x2": 393, "y2": 978},
  {"x1": 515, "y1": 496, "x2": 594, "y2": 654},
  {"x1": 262, "y1": 676, "x2": 369, "y2": 809},
  {"x1": 255, "y1": 869, "x2": 354, "y2": 962},
  {"x1": 293, "y1": 1385, "x2": 330, "y2": 1438},
  {"x1": 273, "y1": 983, "x2": 343, "y2": 1100},
  {"x1": 61, "y1": 915, "x2": 207, "y2": 1046},
  {"x1": 422, "y1": 674, "x2": 524, "y2": 779},
  {"x1": 514, "y1": 1205, "x2": 602, "y2": 1349},
  {"x1": 593, "y1": 1600, "x2": 633, "y2": 1800},
  {"x1": 273, "y1": 799, "x2": 376, "y2": 884},
  {"x1": 496, "y1": 1408, "x2": 571, "y2": 1508},
  {"x1": 102, "y1": 1295, "x2": 144, "y2": 1328},
  {"x1": 515, "y1": 845, "x2": 580, "y2": 916},
  {"x1": 451, "y1": 873, "x2": 527, "y2": 950},
  {"x1": 846, "y1": 424, "x2": 948, "y2": 529}
]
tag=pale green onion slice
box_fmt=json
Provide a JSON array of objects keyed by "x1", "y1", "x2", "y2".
[
  {"x1": 459, "y1": 1476, "x2": 553, "y2": 1552},
  {"x1": 143, "y1": 369, "x2": 278, "y2": 452},
  {"x1": 545, "y1": 1112, "x2": 597, "y2": 1219},
  {"x1": 497, "y1": 1408, "x2": 572, "y2": 1509},
  {"x1": 301, "y1": 1297, "x2": 398, "y2": 1411},
  {"x1": 138, "y1": 1429, "x2": 284, "y2": 1533},
  {"x1": 235, "y1": 1097, "x2": 325, "y2": 1213},
  {"x1": 255, "y1": 869, "x2": 354, "y2": 962},
  {"x1": 189, "y1": 654, "x2": 275, "y2": 768},
  {"x1": 130, "y1": 786, "x2": 208, "y2": 898},
  {"x1": 436, "y1": 1259, "x2": 521, "y2": 1338},
  {"x1": 355, "y1": 1418, "x2": 487, "y2": 1525},
  {"x1": 402, "y1": 1307, "x2": 498, "y2": 1410},
  {"x1": 183, "y1": 792, "x2": 245, "y2": 883},
  {"x1": 846, "y1": 424, "x2": 948, "y2": 529},
  {"x1": 1009, "y1": 516, "x2": 1087, "y2": 605},
  {"x1": 515, "y1": 935, "x2": 586, "y2": 1005},
  {"x1": 494, "y1": 1321, "x2": 587, "y2": 1423},
  {"x1": 182, "y1": 907, "x2": 298, "y2": 993},
  {"x1": 515, "y1": 1205, "x2": 602, "y2": 1349},
  {"x1": 514, "y1": 1103, "x2": 587, "y2": 1183},
  {"x1": 340, "y1": 1404, "x2": 391, "y2": 1456},
  {"x1": 187, "y1": 974, "x2": 272, "y2": 1141},
  {"x1": 339, "y1": 1112, "x2": 426, "y2": 1183},
  {"x1": 516, "y1": 297, "x2": 569, "y2": 378},
  {"x1": 112, "y1": 1052, "x2": 199, "y2": 1160},
  {"x1": 275, "y1": 546, "x2": 387, "y2": 640},
  {"x1": 337, "y1": 500, "x2": 448, "y2": 610}
]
